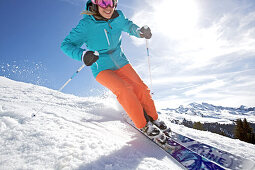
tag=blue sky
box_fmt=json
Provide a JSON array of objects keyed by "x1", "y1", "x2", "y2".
[{"x1": 0, "y1": 0, "x2": 255, "y2": 108}]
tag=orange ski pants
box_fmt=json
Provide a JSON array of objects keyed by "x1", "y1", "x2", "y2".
[{"x1": 96, "y1": 64, "x2": 158, "y2": 129}]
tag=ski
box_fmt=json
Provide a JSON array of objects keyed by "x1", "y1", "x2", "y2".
[
  {"x1": 169, "y1": 131, "x2": 255, "y2": 170},
  {"x1": 123, "y1": 114, "x2": 225, "y2": 170}
]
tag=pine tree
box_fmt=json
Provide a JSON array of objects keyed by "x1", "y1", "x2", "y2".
[
  {"x1": 193, "y1": 122, "x2": 204, "y2": 131},
  {"x1": 234, "y1": 118, "x2": 255, "y2": 144},
  {"x1": 243, "y1": 118, "x2": 253, "y2": 133},
  {"x1": 251, "y1": 133, "x2": 255, "y2": 144},
  {"x1": 234, "y1": 119, "x2": 245, "y2": 140},
  {"x1": 243, "y1": 118, "x2": 253, "y2": 142}
]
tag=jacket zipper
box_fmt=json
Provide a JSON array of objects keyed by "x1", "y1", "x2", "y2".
[
  {"x1": 104, "y1": 29, "x2": 110, "y2": 46},
  {"x1": 108, "y1": 22, "x2": 112, "y2": 29},
  {"x1": 104, "y1": 23, "x2": 121, "y2": 69}
]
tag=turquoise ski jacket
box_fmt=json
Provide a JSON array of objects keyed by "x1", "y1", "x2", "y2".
[{"x1": 61, "y1": 1, "x2": 141, "y2": 78}]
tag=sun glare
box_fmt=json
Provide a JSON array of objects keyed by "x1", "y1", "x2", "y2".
[{"x1": 153, "y1": 0, "x2": 199, "y2": 39}]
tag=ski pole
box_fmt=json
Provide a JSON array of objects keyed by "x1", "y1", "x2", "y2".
[
  {"x1": 146, "y1": 39, "x2": 153, "y2": 94},
  {"x1": 31, "y1": 64, "x2": 86, "y2": 117},
  {"x1": 58, "y1": 64, "x2": 85, "y2": 92}
]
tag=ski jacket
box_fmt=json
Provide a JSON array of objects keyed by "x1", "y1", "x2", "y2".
[{"x1": 61, "y1": 1, "x2": 141, "y2": 78}]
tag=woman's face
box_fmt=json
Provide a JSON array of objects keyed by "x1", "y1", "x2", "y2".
[{"x1": 98, "y1": 6, "x2": 115, "y2": 19}]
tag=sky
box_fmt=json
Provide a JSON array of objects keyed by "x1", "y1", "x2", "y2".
[{"x1": 0, "y1": 0, "x2": 255, "y2": 108}]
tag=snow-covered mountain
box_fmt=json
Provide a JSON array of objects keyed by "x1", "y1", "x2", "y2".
[
  {"x1": 1, "y1": 76, "x2": 255, "y2": 169},
  {"x1": 160, "y1": 102, "x2": 255, "y2": 124}
]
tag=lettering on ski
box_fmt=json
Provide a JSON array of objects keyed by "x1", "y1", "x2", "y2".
[
  {"x1": 123, "y1": 114, "x2": 225, "y2": 170},
  {"x1": 169, "y1": 132, "x2": 255, "y2": 170}
]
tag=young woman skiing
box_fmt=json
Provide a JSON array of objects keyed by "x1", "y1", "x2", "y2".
[{"x1": 61, "y1": 0, "x2": 167, "y2": 137}]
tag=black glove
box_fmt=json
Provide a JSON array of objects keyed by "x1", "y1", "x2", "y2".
[
  {"x1": 139, "y1": 26, "x2": 152, "y2": 39},
  {"x1": 82, "y1": 51, "x2": 99, "y2": 66}
]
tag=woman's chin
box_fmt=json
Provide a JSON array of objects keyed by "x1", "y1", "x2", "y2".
[
  {"x1": 103, "y1": 13, "x2": 113, "y2": 19},
  {"x1": 104, "y1": 16, "x2": 111, "y2": 19}
]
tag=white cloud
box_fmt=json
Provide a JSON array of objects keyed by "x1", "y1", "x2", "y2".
[
  {"x1": 184, "y1": 80, "x2": 226, "y2": 96},
  {"x1": 130, "y1": 0, "x2": 255, "y2": 108}
]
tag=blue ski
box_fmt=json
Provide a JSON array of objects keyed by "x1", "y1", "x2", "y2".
[
  {"x1": 123, "y1": 115, "x2": 225, "y2": 170},
  {"x1": 169, "y1": 131, "x2": 255, "y2": 170}
]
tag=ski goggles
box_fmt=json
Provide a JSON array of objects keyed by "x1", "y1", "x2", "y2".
[{"x1": 91, "y1": 0, "x2": 117, "y2": 8}]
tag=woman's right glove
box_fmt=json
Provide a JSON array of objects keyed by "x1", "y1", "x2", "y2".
[{"x1": 82, "y1": 51, "x2": 99, "y2": 66}]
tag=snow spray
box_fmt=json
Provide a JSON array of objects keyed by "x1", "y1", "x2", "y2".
[{"x1": 31, "y1": 64, "x2": 86, "y2": 117}]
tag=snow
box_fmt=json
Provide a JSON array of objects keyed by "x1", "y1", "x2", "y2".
[
  {"x1": 0, "y1": 76, "x2": 183, "y2": 170},
  {"x1": 0, "y1": 76, "x2": 255, "y2": 169}
]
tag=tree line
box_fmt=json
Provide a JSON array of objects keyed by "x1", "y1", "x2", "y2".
[{"x1": 171, "y1": 118, "x2": 255, "y2": 144}]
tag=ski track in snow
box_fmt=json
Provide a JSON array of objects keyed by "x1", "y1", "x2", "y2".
[{"x1": 0, "y1": 76, "x2": 183, "y2": 170}]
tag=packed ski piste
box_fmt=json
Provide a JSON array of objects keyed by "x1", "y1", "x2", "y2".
[{"x1": 1, "y1": 0, "x2": 255, "y2": 169}]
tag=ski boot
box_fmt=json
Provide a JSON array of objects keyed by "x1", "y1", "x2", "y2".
[
  {"x1": 153, "y1": 119, "x2": 172, "y2": 137},
  {"x1": 153, "y1": 119, "x2": 168, "y2": 130},
  {"x1": 140, "y1": 121, "x2": 160, "y2": 136},
  {"x1": 141, "y1": 121, "x2": 167, "y2": 144}
]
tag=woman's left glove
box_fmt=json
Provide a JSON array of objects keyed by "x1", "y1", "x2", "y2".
[
  {"x1": 82, "y1": 51, "x2": 99, "y2": 66},
  {"x1": 139, "y1": 26, "x2": 152, "y2": 39}
]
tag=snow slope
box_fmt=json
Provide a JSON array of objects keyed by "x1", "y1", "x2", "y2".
[
  {"x1": 1, "y1": 76, "x2": 255, "y2": 169},
  {"x1": 0, "y1": 76, "x2": 183, "y2": 170}
]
